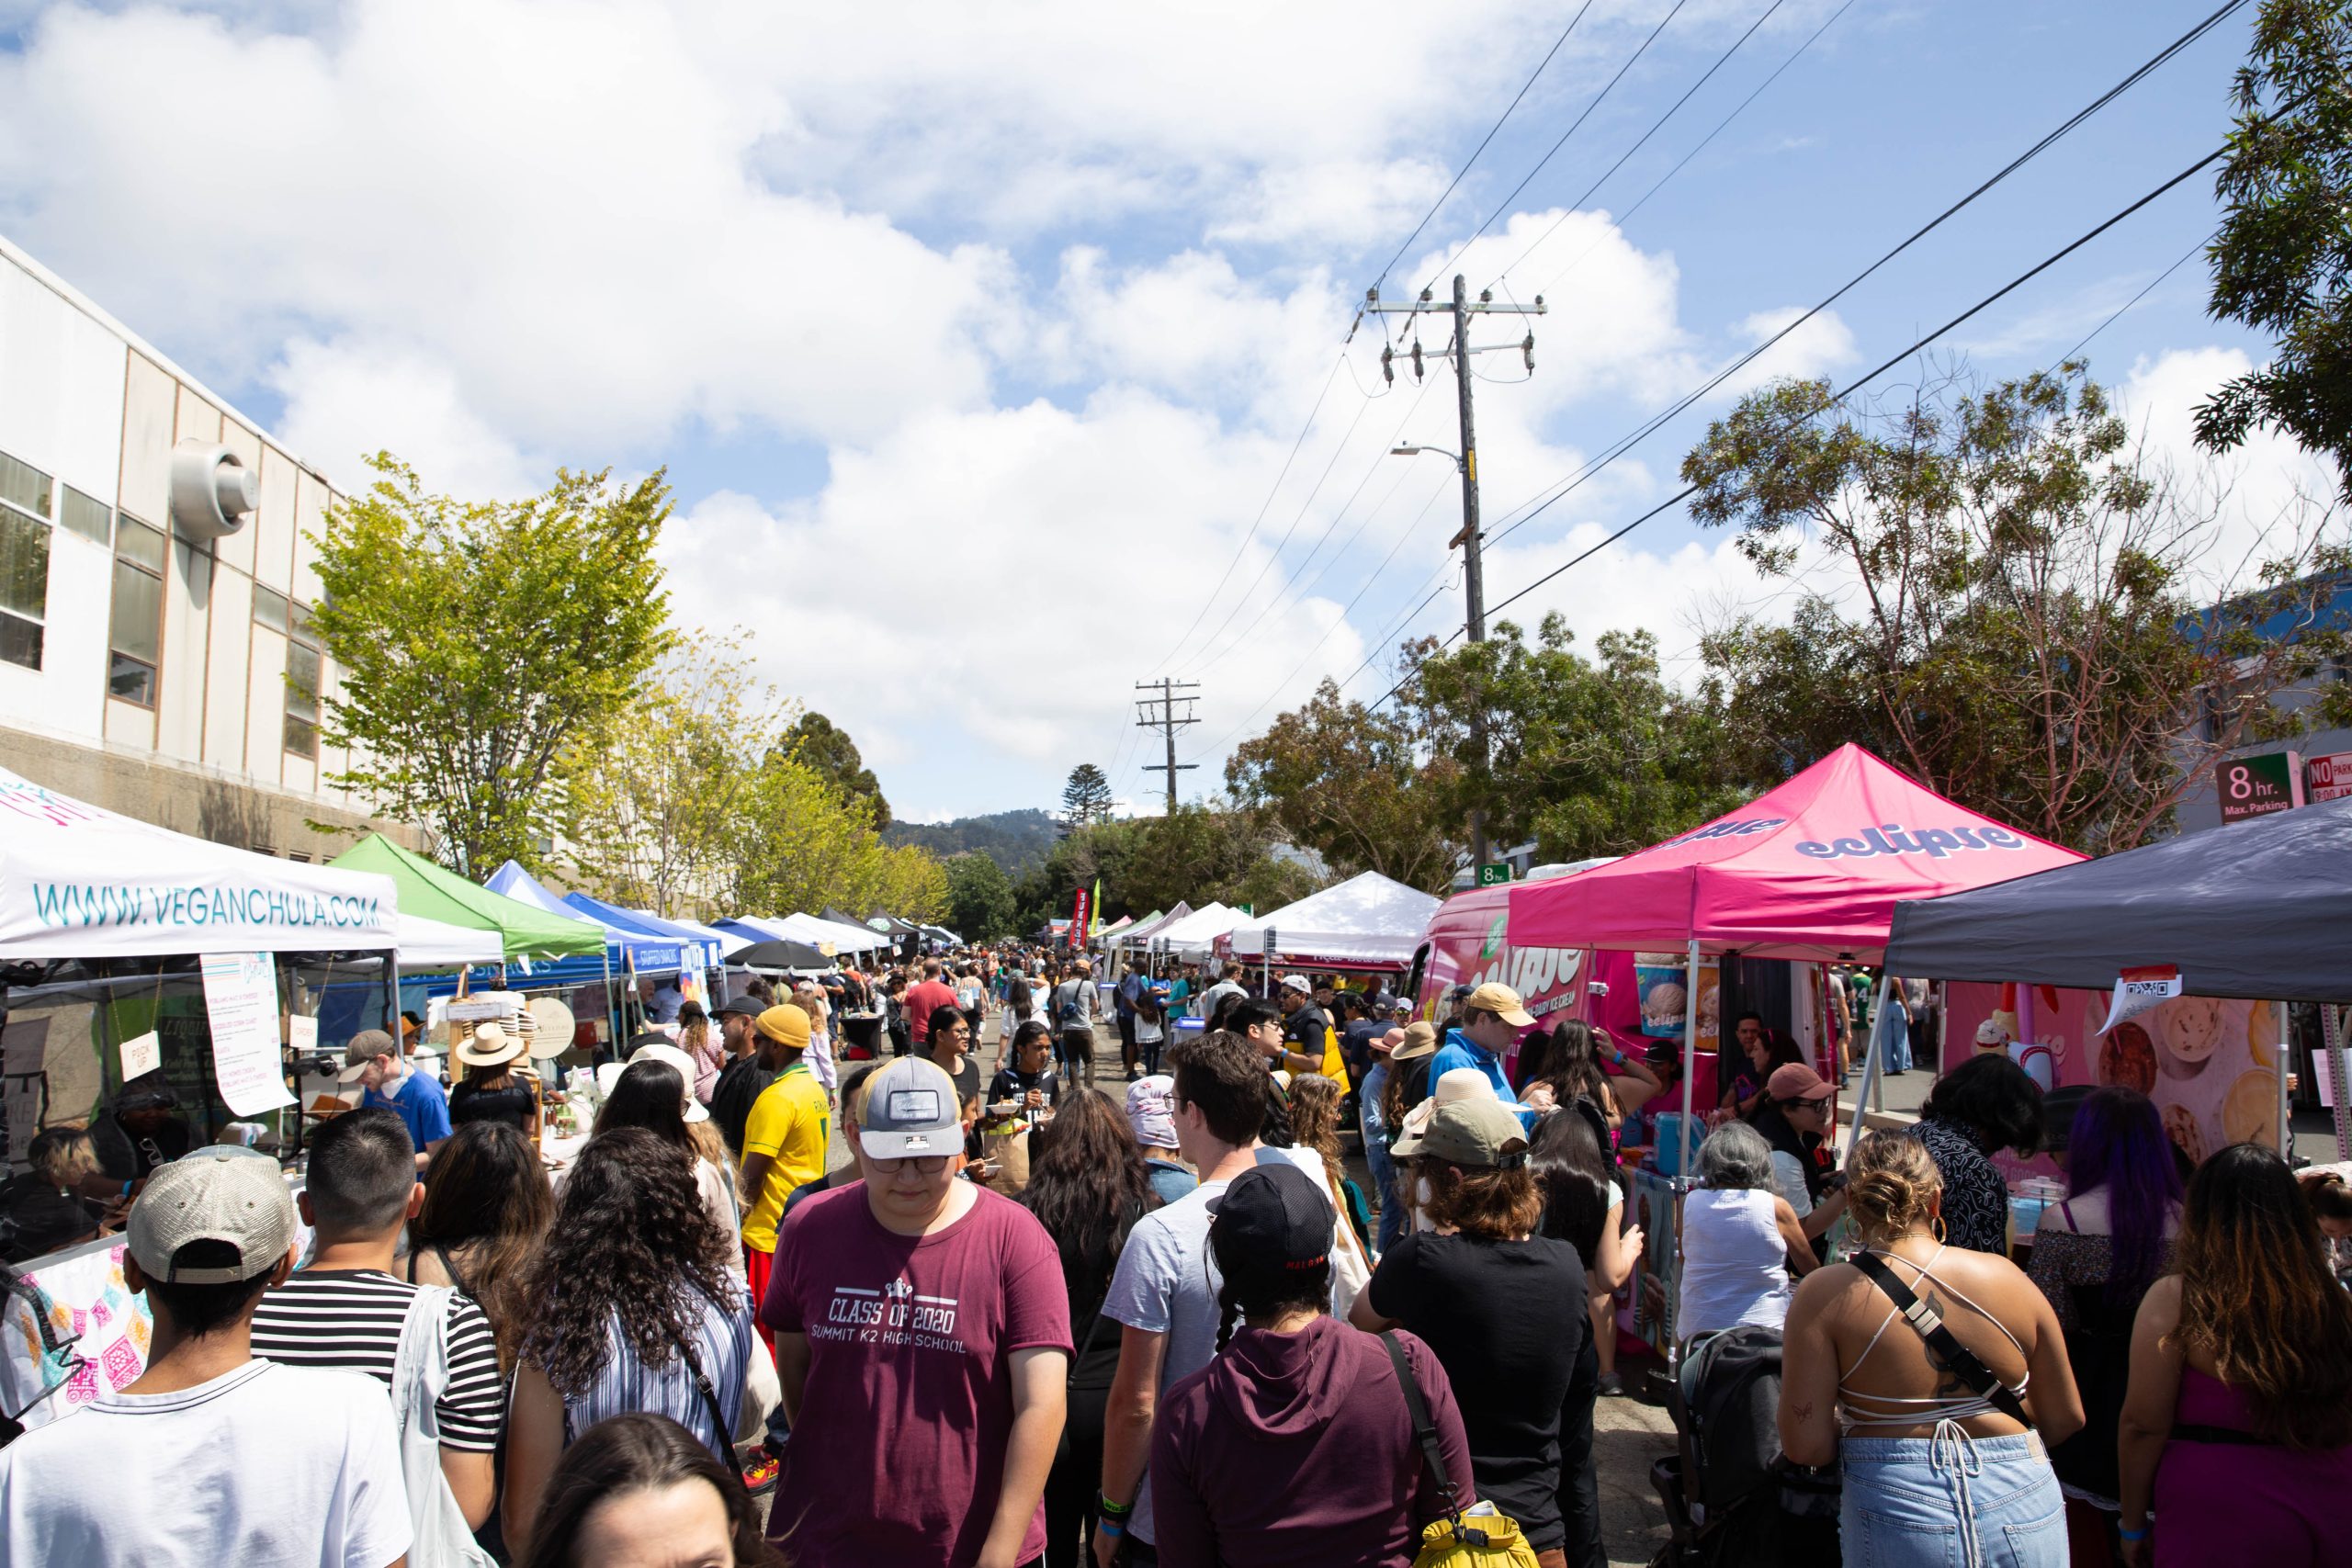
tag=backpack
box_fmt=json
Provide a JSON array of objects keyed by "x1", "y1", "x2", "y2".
[{"x1": 1057, "y1": 979, "x2": 1089, "y2": 1029}]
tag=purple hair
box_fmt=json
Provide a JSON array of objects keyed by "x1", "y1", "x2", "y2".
[{"x1": 2065, "y1": 1087, "x2": 2183, "y2": 1303}]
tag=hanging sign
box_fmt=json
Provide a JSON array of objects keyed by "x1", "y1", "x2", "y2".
[
  {"x1": 2098, "y1": 964, "x2": 2184, "y2": 1036},
  {"x1": 199, "y1": 953, "x2": 294, "y2": 1116}
]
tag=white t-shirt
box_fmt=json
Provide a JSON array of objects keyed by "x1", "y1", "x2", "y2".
[{"x1": 0, "y1": 1358, "x2": 410, "y2": 1567}]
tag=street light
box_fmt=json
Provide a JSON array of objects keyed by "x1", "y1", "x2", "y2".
[{"x1": 1391, "y1": 444, "x2": 1464, "y2": 470}]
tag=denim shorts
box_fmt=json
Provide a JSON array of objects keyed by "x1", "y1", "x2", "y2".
[{"x1": 1840, "y1": 1429, "x2": 2064, "y2": 1568}]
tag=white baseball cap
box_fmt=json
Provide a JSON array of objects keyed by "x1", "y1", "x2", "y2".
[
  {"x1": 128, "y1": 1146, "x2": 296, "y2": 1284},
  {"x1": 855, "y1": 1055, "x2": 963, "y2": 1159}
]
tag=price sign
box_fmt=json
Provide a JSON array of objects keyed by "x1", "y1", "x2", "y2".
[{"x1": 2217, "y1": 750, "x2": 2303, "y2": 824}]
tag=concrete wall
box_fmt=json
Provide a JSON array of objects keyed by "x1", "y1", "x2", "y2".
[{"x1": 0, "y1": 237, "x2": 414, "y2": 854}]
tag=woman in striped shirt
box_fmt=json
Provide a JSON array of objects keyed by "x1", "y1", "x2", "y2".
[{"x1": 503, "y1": 1127, "x2": 753, "y2": 1558}]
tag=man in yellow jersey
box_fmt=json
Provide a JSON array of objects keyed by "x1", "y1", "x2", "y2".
[{"x1": 739, "y1": 1003, "x2": 828, "y2": 1342}]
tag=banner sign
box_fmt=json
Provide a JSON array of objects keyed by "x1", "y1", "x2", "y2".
[
  {"x1": 1069, "y1": 886, "x2": 1091, "y2": 949},
  {"x1": 2099, "y1": 964, "x2": 2185, "y2": 1036}
]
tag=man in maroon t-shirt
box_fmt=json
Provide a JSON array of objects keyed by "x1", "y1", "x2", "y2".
[
  {"x1": 764, "y1": 1055, "x2": 1071, "y2": 1568},
  {"x1": 903, "y1": 959, "x2": 962, "y2": 1053}
]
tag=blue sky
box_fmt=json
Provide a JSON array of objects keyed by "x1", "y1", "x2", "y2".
[{"x1": 0, "y1": 0, "x2": 2328, "y2": 823}]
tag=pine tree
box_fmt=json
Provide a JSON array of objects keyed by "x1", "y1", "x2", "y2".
[{"x1": 1059, "y1": 763, "x2": 1115, "y2": 832}]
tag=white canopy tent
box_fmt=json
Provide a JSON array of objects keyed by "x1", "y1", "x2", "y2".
[
  {"x1": 396, "y1": 912, "x2": 504, "y2": 970},
  {"x1": 1224, "y1": 871, "x2": 1442, "y2": 968},
  {"x1": 0, "y1": 766, "x2": 401, "y2": 959},
  {"x1": 1115, "y1": 903, "x2": 1193, "y2": 952},
  {"x1": 1150, "y1": 903, "x2": 1244, "y2": 960}
]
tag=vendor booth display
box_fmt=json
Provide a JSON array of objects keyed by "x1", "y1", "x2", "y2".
[
  {"x1": 1887, "y1": 794, "x2": 2352, "y2": 1157},
  {"x1": 1227, "y1": 871, "x2": 1440, "y2": 969},
  {"x1": 1500, "y1": 746, "x2": 2082, "y2": 1356},
  {"x1": 0, "y1": 769, "x2": 411, "y2": 1429}
]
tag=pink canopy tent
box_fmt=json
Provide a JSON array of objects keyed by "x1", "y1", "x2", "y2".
[
  {"x1": 1507, "y1": 745, "x2": 2085, "y2": 1194},
  {"x1": 1508, "y1": 744, "x2": 2083, "y2": 960}
]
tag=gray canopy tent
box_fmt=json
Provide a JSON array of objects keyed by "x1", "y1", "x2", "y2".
[{"x1": 1884, "y1": 794, "x2": 2352, "y2": 1154}]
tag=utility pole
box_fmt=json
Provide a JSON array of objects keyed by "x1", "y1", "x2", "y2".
[
  {"x1": 1367, "y1": 273, "x2": 1544, "y2": 876},
  {"x1": 1135, "y1": 678, "x2": 1201, "y2": 815}
]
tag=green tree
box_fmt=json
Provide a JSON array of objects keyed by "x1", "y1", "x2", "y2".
[
  {"x1": 786, "y1": 712, "x2": 891, "y2": 829},
  {"x1": 566, "y1": 643, "x2": 792, "y2": 919},
  {"x1": 727, "y1": 754, "x2": 949, "y2": 922},
  {"x1": 308, "y1": 455, "x2": 676, "y2": 875},
  {"x1": 2198, "y1": 0, "x2": 2352, "y2": 488},
  {"x1": 1226, "y1": 680, "x2": 1460, "y2": 891},
  {"x1": 944, "y1": 852, "x2": 1018, "y2": 942},
  {"x1": 1059, "y1": 763, "x2": 1115, "y2": 831},
  {"x1": 1684, "y1": 364, "x2": 2348, "y2": 852},
  {"x1": 1120, "y1": 803, "x2": 1325, "y2": 916},
  {"x1": 1408, "y1": 621, "x2": 1750, "y2": 864}
]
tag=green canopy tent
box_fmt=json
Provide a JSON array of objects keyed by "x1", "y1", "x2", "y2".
[{"x1": 331, "y1": 835, "x2": 605, "y2": 961}]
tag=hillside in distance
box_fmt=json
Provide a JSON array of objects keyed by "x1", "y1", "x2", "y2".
[{"x1": 883, "y1": 807, "x2": 1060, "y2": 876}]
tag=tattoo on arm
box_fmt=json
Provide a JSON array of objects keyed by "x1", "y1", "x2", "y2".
[{"x1": 1791, "y1": 1399, "x2": 1815, "y2": 1427}]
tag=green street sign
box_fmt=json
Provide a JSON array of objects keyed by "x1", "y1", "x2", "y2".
[
  {"x1": 2218, "y1": 750, "x2": 2302, "y2": 824},
  {"x1": 1476, "y1": 862, "x2": 1511, "y2": 886},
  {"x1": 1234, "y1": 904, "x2": 1253, "y2": 916}
]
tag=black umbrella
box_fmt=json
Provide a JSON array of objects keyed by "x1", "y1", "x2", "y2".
[{"x1": 734, "y1": 938, "x2": 832, "y2": 971}]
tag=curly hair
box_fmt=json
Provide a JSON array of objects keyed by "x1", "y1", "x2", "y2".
[
  {"x1": 518, "y1": 1128, "x2": 738, "y2": 1400},
  {"x1": 2174, "y1": 1142, "x2": 2352, "y2": 1449},
  {"x1": 1285, "y1": 1076, "x2": 1350, "y2": 1204},
  {"x1": 1846, "y1": 1130, "x2": 1941, "y2": 1244}
]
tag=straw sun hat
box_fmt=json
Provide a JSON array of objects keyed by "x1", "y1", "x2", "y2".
[{"x1": 455, "y1": 1023, "x2": 526, "y2": 1069}]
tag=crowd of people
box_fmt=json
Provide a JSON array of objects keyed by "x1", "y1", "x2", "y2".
[{"x1": 1, "y1": 943, "x2": 2350, "y2": 1568}]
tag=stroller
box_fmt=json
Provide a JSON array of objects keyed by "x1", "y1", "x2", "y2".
[{"x1": 1647, "y1": 1326, "x2": 1840, "y2": 1568}]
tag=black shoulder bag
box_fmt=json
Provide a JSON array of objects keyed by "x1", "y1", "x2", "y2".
[
  {"x1": 1849, "y1": 1251, "x2": 2031, "y2": 1427},
  {"x1": 1379, "y1": 1331, "x2": 1489, "y2": 1549}
]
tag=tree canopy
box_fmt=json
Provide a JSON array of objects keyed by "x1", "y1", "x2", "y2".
[
  {"x1": 786, "y1": 712, "x2": 891, "y2": 829},
  {"x1": 308, "y1": 455, "x2": 675, "y2": 876},
  {"x1": 2199, "y1": 0, "x2": 2352, "y2": 490}
]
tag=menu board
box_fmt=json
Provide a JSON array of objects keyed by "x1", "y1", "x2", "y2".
[{"x1": 199, "y1": 953, "x2": 294, "y2": 1116}]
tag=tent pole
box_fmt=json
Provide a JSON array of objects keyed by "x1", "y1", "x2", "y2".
[
  {"x1": 1678, "y1": 940, "x2": 1699, "y2": 1184},
  {"x1": 2325, "y1": 1004, "x2": 2352, "y2": 1160},
  {"x1": 600, "y1": 946, "x2": 615, "y2": 1064},
  {"x1": 1847, "y1": 976, "x2": 1898, "y2": 1162},
  {"x1": 2277, "y1": 998, "x2": 2291, "y2": 1157}
]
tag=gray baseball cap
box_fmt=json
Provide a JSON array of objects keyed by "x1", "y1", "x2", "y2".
[
  {"x1": 128, "y1": 1145, "x2": 296, "y2": 1283},
  {"x1": 854, "y1": 1055, "x2": 964, "y2": 1159}
]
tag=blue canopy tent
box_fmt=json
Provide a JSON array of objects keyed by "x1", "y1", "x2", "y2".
[
  {"x1": 484, "y1": 861, "x2": 698, "y2": 979},
  {"x1": 560, "y1": 890, "x2": 724, "y2": 974}
]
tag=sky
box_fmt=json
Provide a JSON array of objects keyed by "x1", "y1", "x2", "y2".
[{"x1": 0, "y1": 0, "x2": 2335, "y2": 824}]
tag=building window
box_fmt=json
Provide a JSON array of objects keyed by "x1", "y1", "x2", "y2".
[
  {"x1": 59, "y1": 486, "x2": 112, "y2": 547},
  {"x1": 109, "y1": 516, "x2": 165, "y2": 706},
  {"x1": 0, "y1": 452, "x2": 51, "y2": 522},
  {"x1": 254, "y1": 584, "x2": 289, "y2": 634},
  {"x1": 285, "y1": 604, "x2": 322, "y2": 759},
  {"x1": 0, "y1": 497, "x2": 50, "y2": 674}
]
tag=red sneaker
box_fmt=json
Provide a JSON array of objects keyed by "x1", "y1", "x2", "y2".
[{"x1": 740, "y1": 1449, "x2": 779, "y2": 1495}]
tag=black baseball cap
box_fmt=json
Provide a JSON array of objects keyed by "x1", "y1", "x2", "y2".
[{"x1": 1207, "y1": 1161, "x2": 1333, "y2": 1282}]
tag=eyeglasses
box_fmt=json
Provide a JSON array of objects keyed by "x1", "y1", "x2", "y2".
[
  {"x1": 865, "y1": 1153, "x2": 954, "y2": 1175},
  {"x1": 1795, "y1": 1096, "x2": 1835, "y2": 1112}
]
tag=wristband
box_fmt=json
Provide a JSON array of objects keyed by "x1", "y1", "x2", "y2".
[
  {"x1": 1097, "y1": 1518, "x2": 1125, "y2": 1539},
  {"x1": 2118, "y1": 1527, "x2": 2149, "y2": 1542},
  {"x1": 120, "y1": 1180, "x2": 133, "y2": 1199},
  {"x1": 1097, "y1": 1493, "x2": 1133, "y2": 1517}
]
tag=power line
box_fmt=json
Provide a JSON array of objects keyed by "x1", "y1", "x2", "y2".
[
  {"x1": 1475, "y1": 0, "x2": 2252, "y2": 564},
  {"x1": 1469, "y1": 146, "x2": 2228, "y2": 634},
  {"x1": 1366, "y1": 0, "x2": 1599, "y2": 299},
  {"x1": 1410, "y1": 0, "x2": 1696, "y2": 301},
  {"x1": 1486, "y1": 0, "x2": 1792, "y2": 290},
  {"x1": 1522, "y1": 0, "x2": 1860, "y2": 302},
  {"x1": 1143, "y1": 349, "x2": 1351, "y2": 679}
]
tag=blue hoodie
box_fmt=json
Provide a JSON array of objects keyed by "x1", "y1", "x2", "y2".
[{"x1": 1426, "y1": 1028, "x2": 1539, "y2": 1130}]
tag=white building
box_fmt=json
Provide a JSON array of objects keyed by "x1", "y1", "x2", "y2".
[{"x1": 0, "y1": 234, "x2": 410, "y2": 854}]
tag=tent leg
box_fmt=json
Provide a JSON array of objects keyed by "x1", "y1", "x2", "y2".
[
  {"x1": 2278, "y1": 998, "x2": 2291, "y2": 1158},
  {"x1": 1846, "y1": 976, "x2": 1898, "y2": 1163},
  {"x1": 2322, "y1": 1003, "x2": 2352, "y2": 1161},
  {"x1": 1665, "y1": 938, "x2": 1700, "y2": 1377},
  {"x1": 601, "y1": 948, "x2": 615, "y2": 1065}
]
